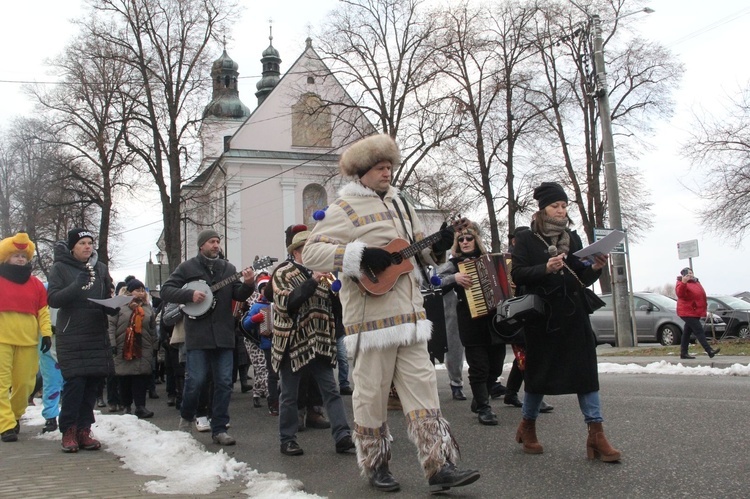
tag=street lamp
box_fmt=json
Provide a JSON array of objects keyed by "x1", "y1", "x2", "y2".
[
  {"x1": 155, "y1": 250, "x2": 164, "y2": 289},
  {"x1": 588, "y1": 7, "x2": 653, "y2": 347}
]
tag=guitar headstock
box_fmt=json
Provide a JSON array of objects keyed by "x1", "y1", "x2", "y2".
[{"x1": 252, "y1": 256, "x2": 278, "y2": 271}]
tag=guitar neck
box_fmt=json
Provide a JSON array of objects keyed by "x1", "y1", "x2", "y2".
[
  {"x1": 209, "y1": 271, "x2": 243, "y2": 293},
  {"x1": 400, "y1": 232, "x2": 442, "y2": 260}
]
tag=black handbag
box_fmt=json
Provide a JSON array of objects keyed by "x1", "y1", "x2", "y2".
[{"x1": 582, "y1": 288, "x2": 606, "y2": 314}]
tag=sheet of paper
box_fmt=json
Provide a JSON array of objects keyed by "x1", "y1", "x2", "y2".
[
  {"x1": 88, "y1": 294, "x2": 134, "y2": 309},
  {"x1": 573, "y1": 230, "x2": 626, "y2": 262}
]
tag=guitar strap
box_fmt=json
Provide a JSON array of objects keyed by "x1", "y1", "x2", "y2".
[{"x1": 392, "y1": 194, "x2": 433, "y2": 287}]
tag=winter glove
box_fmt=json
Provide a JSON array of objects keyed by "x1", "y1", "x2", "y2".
[
  {"x1": 432, "y1": 221, "x2": 455, "y2": 253},
  {"x1": 361, "y1": 247, "x2": 393, "y2": 274},
  {"x1": 75, "y1": 271, "x2": 91, "y2": 288},
  {"x1": 112, "y1": 346, "x2": 117, "y2": 356},
  {"x1": 40, "y1": 336, "x2": 52, "y2": 353},
  {"x1": 250, "y1": 312, "x2": 265, "y2": 324}
]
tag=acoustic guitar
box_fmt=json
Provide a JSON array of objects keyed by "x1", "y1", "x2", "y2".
[
  {"x1": 356, "y1": 217, "x2": 469, "y2": 296},
  {"x1": 163, "y1": 256, "x2": 277, "y2": 321}
]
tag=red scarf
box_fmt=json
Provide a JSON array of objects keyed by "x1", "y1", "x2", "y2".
[{"x1": 123, "y1": 305, "x2": 144, "y2": 360}]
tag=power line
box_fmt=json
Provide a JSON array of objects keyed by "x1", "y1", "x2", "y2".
[{"x1": 665, "y1": 6, "x2": 750, "y2": 48}]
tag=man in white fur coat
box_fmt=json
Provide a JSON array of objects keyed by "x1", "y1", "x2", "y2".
[{"x1": 303, "y1": 134, "x2": 480, "y2": 494}]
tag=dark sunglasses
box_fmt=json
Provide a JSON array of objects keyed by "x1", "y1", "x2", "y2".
[{"x1": 458, "y1": 236, "x2": 474, "y2": 243}]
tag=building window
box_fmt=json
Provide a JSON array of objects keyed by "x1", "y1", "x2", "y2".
[{"x1": 292, "y1": 93, "x2": 332, "y2": 147}]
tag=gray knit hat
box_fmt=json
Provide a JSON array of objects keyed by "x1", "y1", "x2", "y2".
[
  {"x1": 339, "y1": 134, "x2": 400, "y2": 178},
  {"x1": 197, "y1": 229, "x2": 220, "y2": 248}
]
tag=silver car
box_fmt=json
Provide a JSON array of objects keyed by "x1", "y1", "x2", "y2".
[{"x1": 589, "y1": 292, "x2": 726, "y2": 346}]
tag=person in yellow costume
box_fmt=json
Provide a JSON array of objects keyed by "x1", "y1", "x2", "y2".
[{"x1": 0, "y1": 232, "x2": 52, "y2": 442}]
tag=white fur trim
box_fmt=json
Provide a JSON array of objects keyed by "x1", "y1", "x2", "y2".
[
  {"x1": 343, "y1": 320, "x2": 432, "y2": 353},
  {"x1": 338, "y1": 181, "x2": 399, "y2": 199},
  {"x1": 343, "y1": 240, "x2": 367, "y2": 278}
]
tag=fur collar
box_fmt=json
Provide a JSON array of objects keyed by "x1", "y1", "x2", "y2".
[{"x1": 338, "y1": 181, "x2": 399, "y2": 199}]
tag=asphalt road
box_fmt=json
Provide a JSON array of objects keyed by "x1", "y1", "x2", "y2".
[{"x1": 143, "y1": 365, "x2": 750, "y2": 498}]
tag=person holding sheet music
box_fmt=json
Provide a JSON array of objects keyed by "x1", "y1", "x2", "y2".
[
  {"x1": 438, "y1": 224, "x2": 504, "y2": 426},
  {"x1": 511, "y1": 182, "x2": 621, "y2": 462},
  {"x1": 47, "y1": 228, "x2": 115, "y2": 453},
  {"x1": 161, "y1": 229, "x2": 255, "y2": 445},
  {"x1": 303, "y1": 134, "x2": 480, "y2": 494}
]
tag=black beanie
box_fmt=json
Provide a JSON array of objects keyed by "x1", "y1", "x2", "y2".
[
  {"x1": 533, "y1": 182, "x2": 568, "y2": 210},
  {"x1": 67, "y1": 228, "x2": 95, "y2": 250},
  {"x1": 126, "y1": 279, "x2": 145, "y2": 292}
]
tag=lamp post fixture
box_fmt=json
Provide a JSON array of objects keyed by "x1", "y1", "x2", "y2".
[
  {"x1": 155, "y1": 250, "x2": 164, "y2": 289},
  {"x1": 588, "y1": 7, "x2": 653, "y2": 347}
]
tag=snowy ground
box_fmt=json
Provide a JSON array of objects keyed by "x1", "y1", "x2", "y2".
[{"x1": 22, "y1": 360, "x2": 750, "y2": 497}]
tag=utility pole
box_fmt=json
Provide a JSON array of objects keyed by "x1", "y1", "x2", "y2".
[{"x1": 591, "y1": 14, "x2": 634, "y2": 347}]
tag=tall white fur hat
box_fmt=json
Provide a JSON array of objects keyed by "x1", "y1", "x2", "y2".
[{"x1": 339, "y1": 134, "x2": 401, "y2": 177}]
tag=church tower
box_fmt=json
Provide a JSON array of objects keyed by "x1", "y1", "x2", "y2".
[
  {"x1": 255, "y1": 26, "x2": 282, "y2": 106},
  {"x1": 200, "y1": 45, "x2": 250, "y2": 161}
]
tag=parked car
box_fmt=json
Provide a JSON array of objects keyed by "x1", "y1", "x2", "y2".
[
  {"x1": 706, "y1": 295, "x2": 750, "y2": 339},
  {"x1": 589, "y1": 292, "x2": 726, "y2": 346}
]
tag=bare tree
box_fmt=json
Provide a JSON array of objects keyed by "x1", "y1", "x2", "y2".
[
  {"x1": 80, "y1": 0, "x2": 238, "y2": 270},
  {"x1": 527, "y1": 0, "x2": 680, "y2": 244},
  {"x1": 0, "y1": 118, "x2": 97, "y2": 276},
  {"x1": 683, "y1": 83, "x2": 750, "y2": 244},
  {"x1": 27, "y1": 34, "x2": 138, "y2": 264},
  {"x1": 316, "y1": 0, "x2": 463, "y2": 190}
]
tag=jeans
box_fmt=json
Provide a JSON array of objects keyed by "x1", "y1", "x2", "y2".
[
  {"x1": 59, "y1": 376, "x2": 99, "y2": 433},
  {"x1": 680, "y1": 316, "x2": 712, "y2": 354},
  {"x1": 523, "y1": 391, "x2": 603, "y2": 423},
  {"x1": 336, "y1": 336, "x2": 350, "y2": 389},
  {"x1": 180, "y1": 348, "x2": 233, "y2": 435},
  {"x1": 278, "y1": 355, "x2": 350, "y2": 445}
]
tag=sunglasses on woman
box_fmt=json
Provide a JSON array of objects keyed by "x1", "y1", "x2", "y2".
[{"x1": 458, "y1": 236, "x2": 474, "y2": 243}]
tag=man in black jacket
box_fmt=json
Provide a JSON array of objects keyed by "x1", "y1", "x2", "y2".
[{"x1": 161, "y1": 229, "x2": 255, "y2": 445}]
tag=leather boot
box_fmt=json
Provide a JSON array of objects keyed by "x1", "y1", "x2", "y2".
[
  {"x1": 368, "y1": 463, "x2": 400, "y2": 492},
  {"x1": 515, "y1": 418, "x2": 543, "y2": 454},
  {"x1": 61, "y1": 426, "x2": 79, "y2": 452},
  {"x1": 586, "y1": 422, "x2": 621, "y2": 462},
  {"x1": 76, "y1": 427, "x2": 101, "y2": 450},
  {"x1": 504, "y1": 390, "x2": 523, "y2": 407},
  {"x1": 708, "y1": 347, "x2": 721, "y2": 358},
  {"x1": 135, "y1": 406, "x2": 154, "y2": 419}
]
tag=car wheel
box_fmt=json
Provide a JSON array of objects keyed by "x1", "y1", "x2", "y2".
[
  {"x1": 658, "y1": 324, "x2": 681, "y2": 346},
  {"x1": 736, "y1": 323, "x2": 749, "y2": 339}
]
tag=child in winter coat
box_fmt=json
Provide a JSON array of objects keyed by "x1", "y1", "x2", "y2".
[{"x1": 0, "y1": 232, "x2": 52, "y2": 442}]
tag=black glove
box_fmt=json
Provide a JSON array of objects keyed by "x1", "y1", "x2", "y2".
[
  {"x1": 40, "y1": 336, "x2": 52, "y2": 353},
  {"x1": 433, "y1": 221, "x2": 455, "y2": 253},
  {"x1": 112, "y1": 346, "x2": 117, "y2": 356},
  {"x1": 75, "y1": 272, "x2": 91, "y2": 288},
  {"x1": 361, "y1": 247, "x2": 393, "y2": 274}
]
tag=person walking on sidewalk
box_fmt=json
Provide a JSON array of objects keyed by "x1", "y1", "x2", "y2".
[
  {"x1": 0, "y1": 233, "x2": 53, "y2": 443},
  {"x1": 47, "y1": 228, "x2": 115, "y2": 453},
  {"x1": 676, "y1": 268, "x2": 720, "y2": 359},
  {"x1": 511, "y1": 182, "x2": 621, "y2": 462},
  {"x1": 303, "y1": 134, "x2": 480, "y2": 493},
  {"x1": 161, "y1": 229, "x2": 255, "y2": 446}
]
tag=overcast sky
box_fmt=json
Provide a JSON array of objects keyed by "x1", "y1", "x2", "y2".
[{"x1": 1, "y1": 0, "x2": 749, "y2": 294}]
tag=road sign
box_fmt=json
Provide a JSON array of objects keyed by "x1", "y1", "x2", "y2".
[
  {"x1": 677, "y1": 239, "x2": 699, "y2": 260},
  {"x1": 594, "y1": 228, "x2": 625, "y2": 253}
]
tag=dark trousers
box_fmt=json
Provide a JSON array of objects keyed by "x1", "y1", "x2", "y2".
[
  {"x1": 680, "y1": 316, "x2": 712, "y2": 354},
  {"x1": 59, "y1": 376, "x2": 100, "y2": 433},
  {"x1": 263, "y1": 349, "x2": 279, "y2": 406},
  {"x1": 465, "y1": 343, "x2": 505, "y2": 411},
  {"x1": 506, "y1": 358, "x2": 523, "y2": 393},
  {"x1": 119, "y1": 374, "x2": 150, "y2": 408}
]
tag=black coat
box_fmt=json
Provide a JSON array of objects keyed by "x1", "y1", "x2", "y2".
[
  {"x1": 47, "y1": 242, "x2": 115, "y2": 379},
  {"x1": 510, "y1": 229, "x2": 601, "y2": 395},
  {"x1": 160, "y1": 254, "x2": 254, "y2": 350},
  {"x1": 439, "y1": 255, "x2": 496, "y2": 347}
]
